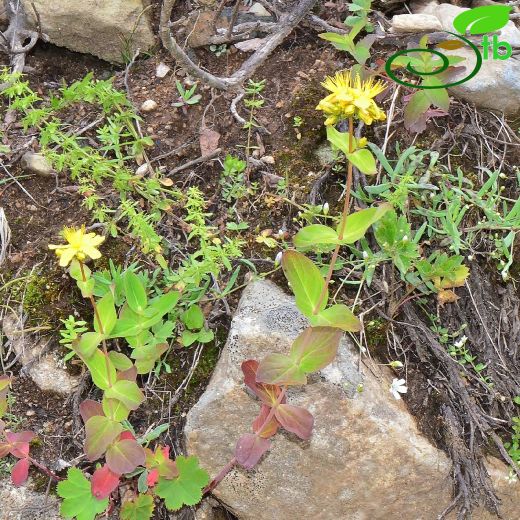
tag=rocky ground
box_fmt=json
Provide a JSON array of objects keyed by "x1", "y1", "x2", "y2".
[{"x1": 0, "y1": 0, "x2": 520, "y2": 519}]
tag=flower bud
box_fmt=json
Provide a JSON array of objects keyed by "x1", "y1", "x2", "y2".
[
  {"x1": 274, "y1": 251, "x2": 283, "y2": 267},
  {"x1": 323, "y1": 202, "x2": 329, "y2": 215}
]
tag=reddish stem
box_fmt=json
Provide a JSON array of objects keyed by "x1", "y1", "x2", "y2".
[{"x1": 28, "y1": 456, "x2": 63, "y2": 481}]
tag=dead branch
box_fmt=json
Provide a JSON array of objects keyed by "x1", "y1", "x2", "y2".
[
  {"x1": 167, "y1": 148, "x2": 222, "y2": 176},
  {"x1": 160, "y1": 0, "x2": 318, "y2": 92}
]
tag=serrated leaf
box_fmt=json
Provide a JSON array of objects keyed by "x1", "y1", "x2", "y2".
[
  {"x1": 289, "y1": 326, "x2": 342, "y2": 372},
  {"x1": 91, "y1": 465, "x2": 120, "y2": 500},
  {"x1": 274, "y1": 404, "x2": 314, "y2": 440},
  {"x1": 235, "y1": 434, "x2": 271, "y2": 469},
  {"x1": 124, "y1": 272, "x2": 147, "y2": 314},
  {"x1": 94, "y1": 293, "x2": 117, "y2": 335},
  {"x1": 104, "y1": 380, "x2": 145, "y2": 411},
  {"x1": 155, "y1": 456, "x2": 210, "y2": 511},
  {"x1": 256, "y1": 354, "x2": 306, "y2": 386},
  {"x1": 309, "y1": 305, "x2": 361, "y2": 332},
  {"x1": 282, "y1": 250, "x2": 327, "y2": 317},
  {"x1": 106, "y1": 439, "x2": 146, "y2": 474},
  {"x1": 121, "y1": 494, "x2": 155, "y2": 520},
  {"x1": 453, "y1": 5, "x2": 511, "y2": 35},
  {"x1": 84, "y1": 416, "x2": 122, "y2": 461},
  {"x1": 57, "y1": 467, "x2": 109, "y2": 520},
  {"x1": 293, "y1": 224, "x2": 338, "y2": 251},
  {"x1": 337, "y1": 204, "x2": 392, "y2": 244}
]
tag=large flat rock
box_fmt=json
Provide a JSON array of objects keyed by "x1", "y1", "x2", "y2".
[{"x1": 185, "y1": 280, "x2": 520, "y2": 519}]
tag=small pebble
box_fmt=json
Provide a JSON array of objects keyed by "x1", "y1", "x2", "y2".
[
  {"x1": 261, "y1": 155, "x2": 275, "y2": 165},
  {"x1": 26, "y1": 409, "x2": 35, "y2": 416},
  {"x1": 141, "y1": 99, "x2": 158, "y2": 112},
  {"x1": 155, "y1": 62, "x2": 171, "y2": 78}
]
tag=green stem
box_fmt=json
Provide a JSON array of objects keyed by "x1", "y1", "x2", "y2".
[{"x1": 312, "y1": 117, "x2": 355, "y2": 315}]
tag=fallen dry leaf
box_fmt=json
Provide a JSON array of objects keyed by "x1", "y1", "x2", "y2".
[{"x1": 199, "y1": 127, "x2": 221, "y2": 156}]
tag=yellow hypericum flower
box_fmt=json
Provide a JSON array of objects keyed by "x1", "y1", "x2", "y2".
[
  {"x1": 316, "y1": 71, "x2": 387, "y2": 126},
  {"x1": 49, "y1": 226, "x2": 105, "y2": 267}
]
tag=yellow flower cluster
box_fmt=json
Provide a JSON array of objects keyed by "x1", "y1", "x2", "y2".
[
  {"x1": 49, "y1": 226, "x2": 105, "y2": 267},
  {"x1": 316, "y1": 71, "x2": 386, "y2": 126}
]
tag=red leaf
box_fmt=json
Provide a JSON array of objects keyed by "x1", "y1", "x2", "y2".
[
  {"x1": 106, "y1": 439, "x2": 146, "y2": 474},
  {"x1": 119, "y1": 431, "x2": 136, "y2": 441},
  {"x1": 235, "y1": 433, "x2": 271, "y2": 469},
  {"x1": 91, "y1": 464, "x2": 120, "y2": 499},
  {"x1": 147, "y1": 468, "x2": 159, "y2": 487},
  {"x1": 5, "y1": 431, "x2": 34, "y2": 458},
  {"x1": 79, "y1": 399, "x2": 104, "y2": 424},
  {"x1": 241, "y1": 360, "x2": 284, "y2": 406},
  {"x1": 252, "y1": 404, "x2": 279, "y2": 438},
  {"x1": 11, "y1": 457, "x2": 30, "y2": 486},
  {"x1": 274, "y1": 403, "x2": 314, "y2": 440}
]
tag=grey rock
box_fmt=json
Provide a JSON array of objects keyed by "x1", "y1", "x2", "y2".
[
  {"x1": 21, "y1": 0, "x2": 155, "y2": 64},
  {"x1": 2, "y1": 313, "x2": 80, "y2": 396},
  {"x1": 0, "y1": 478, "x2": 61, "y2": 520},
  {"x1": 391, "y1": 14, "x2": 442, "y2": 33},
  {"x1": 20, "y1": 152, "x2": 54, "y2": 178},
  {"x1": 248, "y1": 3, "x2": 271, "y2": 18},
  {"x1": 234, "y1": 38, "x2": 267, "y2": 53},
  {"x1": 185, "y1": 280, "x2": 520, "y2": 519}
]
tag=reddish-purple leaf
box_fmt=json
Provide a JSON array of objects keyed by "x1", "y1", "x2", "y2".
[
  {"x1": 274, "y1": 403, "x2": 314, "y2": 440},
  {"x1": 106, "y1": 439, "x2": 145, "y2": 474},
  {"x1": 79, "y1": 400, "x2": 104, "y2": 424},
  {"x1": 84, "y1": 416, "x2": 123, "y2": 461},
  {"x1": 5, "y1": 431, "x2": 35, "y2": 458},
  {"x1": 235, "y1": 433, "x2": 271, "y2": 469},
  {"x1": 11, "y1": 457, "x2": 30, "y2": 486},
  {"x1": 119, "y1": 431, "x2": 136, "y2": 441},
  {"x1": 241, "y1": 360, "x2": 284, "y2": 405},
  {"x1": 91, "y1": 464, "x2": 120, "y2": 500},
  {"x1": 289, "y1": 326, "x2": 342, "y2": 374},
  {"x1": 252, "y1": 404, "x2": 279, "y2": 438},
  {"x1": 256, "y1": 353, "x2": 306, "y2": 386}
]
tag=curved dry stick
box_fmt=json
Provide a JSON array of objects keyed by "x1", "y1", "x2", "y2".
[{"x1": 160, "y1": 0, "x2": 318, "y2": 91}]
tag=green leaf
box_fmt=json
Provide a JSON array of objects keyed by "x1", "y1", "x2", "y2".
[
  {"x1": 309, "y1": 304, "x2": 361, "y2": 332},
  {"x1": 256, "y1": 353, "x2": 307, "y2": 386},
  {"x1": 318, "y1": 32, "x2": 354, "y2": 52},
  {"x1": 84, "y1": 350, "x2": 116, "y2": 390},
  {"x1": 155, "y1": 456, "x2": 210, "y2": 511},
  {"x1": 422, "y1": 78, "x2": 449, "y2": 111},
  {"x1": 182, "y1": 305, "x2": 204, "y2": 330},
  {"x1": 69, "y1": 259, "x2": 90, "y2": 281},
  {"x1": 57, "y1": 467, "x2": 109, "y2": 520},
  {"x1": 132, "y1": 343, "x2": 168, "y2": 374},
  {"x1": 73, "y1": 332, "x2": 104, "y2": 359},
  {"x1": 77, "y1": 278, "x2": 95, "y2": 298},
  {"x1": 94, "y1": 293, "x2": 117, "y2": 335},
  {"x1": 104, "y1": 380, "x2": 145, "y2": 411},
  {"x1": 124, "y1": 272, "x2": 147, "y2": 314},
  {"x1": 282, "y1": 250, "x2": 327, "y2": 317},
  {"x1": 102, "y1": 397, "x2": 130, "y2": 422},
  {"x1": 108, "y1": 351, "x2": 133, "y2": 371},
  {"x1": 289, "y1": 326, "x2": 342, "y2": 373},
  {"x1": 346, "y1": 149, "x2": 377, "y2": 175},
  {"x1": 337, "y1": 204, "x2": 392, "y2": 244},
  {"x1": 293, "y1": 225, "x2": 338, "y2": 251},
  {"x1": 84, "y1": 416, "x2": 123, "y2": 461},
  {"x1": 181, "y1": 330, "x2": 199, "y2": 347},
  {"x1": 326, "y1": 126, "x2": 357, "y2": 155},
  {"x1": 121, "y1": 494, "x2": 154, "y2": 520},
  {"x1": 453, "y1": 5, "x2": 511, "y2": 35}
]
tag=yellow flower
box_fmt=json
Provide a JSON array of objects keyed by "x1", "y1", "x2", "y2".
[
  {"x1": 316, "y1": 71, "x2": 387, "y2": 126},
  {"x1": 49, "y1": 226, "x2": 105, "y2": 267}
]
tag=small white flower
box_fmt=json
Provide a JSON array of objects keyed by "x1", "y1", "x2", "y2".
[
  {"x1": 506, "y1": 469, "x2": 518, "y2": 485},
  {"x1": 274, "y1": 251, "x2": 283, "y2": 267},
  {"x1": 402, "y1": 235, "x2": 408, "y2": 242},
  {"x1": 453, "y1": 336, "x2": 467, "y2": 349},
  {"x1": 362, "y1": 251, "x2": 369, "y2": 259},
  {"x1": 323, "y1": 202, "x2": 329, "y2": 215},
  {"x1": 389, "y1": 360, "x2": 403, "y2": 369},
  {"x1": 499, "y1": 173, "x2": 507, "y2": 179},
  {"x1": 390, "y1": 378, "x2": 407, "y2": 400},
  {"x1": 468, "y1": 255, "x2": 474, "y2": 261}
]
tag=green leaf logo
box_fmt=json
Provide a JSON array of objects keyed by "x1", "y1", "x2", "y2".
[{"x1": 453, "y1": 5, "x2": 512, "y2": 35}]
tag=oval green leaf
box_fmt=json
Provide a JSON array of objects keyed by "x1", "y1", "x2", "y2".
[
  {"x1": 309, "y1": 304, "x2": 362, "y2": 332},
  {"x1": 346, "y1": 148, "x2": 377, "y2": 175},
  {"x1": 293, "y1": 224, "x2": 338, "y2": 251},
  {"x1": 337, "y1": 203, "x2": 392, "y2": 244},
  {"x1": 123, "y1": 271, "x2": 147, "y2": 314}
]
